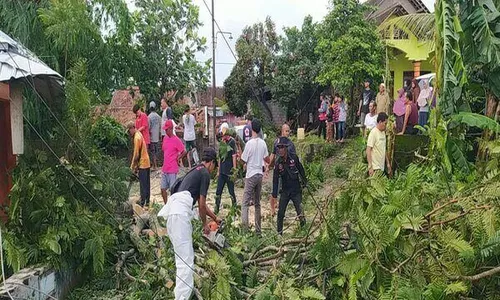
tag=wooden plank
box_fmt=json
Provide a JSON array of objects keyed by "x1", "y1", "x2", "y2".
[{"x1": 0, "y1": 82, "x2": 9, "y2": 101}]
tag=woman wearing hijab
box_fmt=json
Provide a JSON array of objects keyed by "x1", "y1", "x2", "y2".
[
  {"x1": 416, "y1": 80, "x2": 433, "y2": 127},
  {"x1": 411, "y1": 79, "x2": 420, "y2": 104},
  {"x1": 393, "y1": 88, "x2": 406, "y2": 133}
]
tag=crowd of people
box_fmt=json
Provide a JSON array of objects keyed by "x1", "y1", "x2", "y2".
[
  {"x1": 126, "y1": 99, "x2": 306, "y2": 299},
  {"x1": 315, "y1": 78, "x2": 435, "y2": 178},
  {"x1": 317, "y1": 78, "x2": 434, "y2": 141},
  {"x1": 125, "y1": 76, "x2": 434, "y2": 299}
]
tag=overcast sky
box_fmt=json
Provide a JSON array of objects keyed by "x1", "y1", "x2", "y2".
[{"x1": 192, "y1": 0, "x2": 435, "y2": 86}]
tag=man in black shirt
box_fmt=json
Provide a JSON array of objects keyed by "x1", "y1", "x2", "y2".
[
  {"x1": 357, "y1": 79, "x2": 376, "y2": 130},
  {"x1": 159, "y1": 147, "x2": 220, "y2": 300},
  {"x1": 268, "y1": 124, "x2": 296, "y2": 216},
  {"x1": 271, "y1": 137, "x2": 306, "y2": 235},
  {"x1": 215, "y1": 128, "x2": 238, "y2": 214}
]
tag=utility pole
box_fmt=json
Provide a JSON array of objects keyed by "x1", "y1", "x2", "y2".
[{"x1": 211, "y1": 0, "x2": 217, "y2": 147}]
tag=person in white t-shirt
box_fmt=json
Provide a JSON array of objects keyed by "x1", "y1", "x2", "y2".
[
  {"x1": 363, "y1": 101, "x2": 378, "y2": 136},
  {"x1": 182, "y1": 106, "x2": 197, "y2": 168},
  {"x1": 241, "y1": 118, "x2": 270, "y2": 235}
]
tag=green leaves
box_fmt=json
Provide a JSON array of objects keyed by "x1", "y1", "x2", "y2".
[
  {"x1": 316, "y1": 0, "x2": 384, "y2": 94},
  {"x1": 272, "y1": 15, "x2": 321, "y2": 118},
  {"x1": 450, "y1": 112, "x2": 500, "y2": 133},
  {"x1": 224, "y1": 17, "x2": 279, "y2": 117},
  {"x1": 435, "y1": 0, "x2": 467, "y2": 116}
]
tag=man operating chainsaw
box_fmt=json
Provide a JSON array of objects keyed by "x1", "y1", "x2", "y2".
[
  {"x1": 158, "y1": 147, "x2": 221, "y2": 300},
  {"x1": 271, "y1": 137, "x2": 306, "y2": 235}
]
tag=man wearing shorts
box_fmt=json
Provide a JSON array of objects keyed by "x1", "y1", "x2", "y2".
[{"x1": 161, "y1": 120, "x2": 186, "y2": 204}]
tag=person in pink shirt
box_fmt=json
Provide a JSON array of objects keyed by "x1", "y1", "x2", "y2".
[
  {"x1": 133, "y1": 104, "x2": 150, "y2": 146},
  {"x1": 161, "y1": 120, "x2": 186, "y2": 204}
]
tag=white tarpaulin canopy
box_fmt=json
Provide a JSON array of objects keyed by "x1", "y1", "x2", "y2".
[{"x1": 0, "y1": 29, "x2": 62, "y2": 83}]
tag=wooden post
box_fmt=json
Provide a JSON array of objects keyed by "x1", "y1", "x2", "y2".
[{"x1": 413, "y1": 61, "x2": 421, "y2": 78}]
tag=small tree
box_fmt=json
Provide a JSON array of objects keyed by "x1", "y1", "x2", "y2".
[{"x1": 316, "y1": 0, "x2": 384, "y2": 120}]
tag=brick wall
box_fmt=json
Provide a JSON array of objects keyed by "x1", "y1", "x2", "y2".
[{"x1": 267, "y1": 101, "x2": 287, "y2": 126}]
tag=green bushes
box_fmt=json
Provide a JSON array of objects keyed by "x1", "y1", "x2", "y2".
[
  {"x1": 4, "y1": 149, "x2": 129, "y2": 275},
  {"x1": 312, "y1": 160, "x2": 500, "y2": 299},
  {"x1": 90, "y1": 116, "x2": 128, "y2": 156}
]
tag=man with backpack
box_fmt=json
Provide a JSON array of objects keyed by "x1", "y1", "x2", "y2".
[
  {"x1": 214, "y1": 126, "x2": 238, "y2": 214},
  {"x1": 158, "y1": 147, "x2": 220, "y2": 300},
  {"x1": 271, "y1": 137, "x2": 306, "y2": 235}
]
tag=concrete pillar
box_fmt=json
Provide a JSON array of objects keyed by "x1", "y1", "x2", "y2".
[{"x1": 413, "y1": 61, "x2": 421, "y2": 78}]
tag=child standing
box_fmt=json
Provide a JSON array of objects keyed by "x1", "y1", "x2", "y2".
[{"x1": 336, "y1": 96, "x2": 347, "y2": 143}]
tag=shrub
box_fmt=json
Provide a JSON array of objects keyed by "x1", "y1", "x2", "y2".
[{"x1": 91, "y1": 116, "x2": 128, "y2": 156}]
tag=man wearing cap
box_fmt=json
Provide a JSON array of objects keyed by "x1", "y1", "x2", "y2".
[
  {"x1": 357, "y1": 79, "x2": 376, "y2": 129},
  {"x1": 242, "y1": 114, "x2": 253, "y2": 143},
  {"x1": 161, "y1": 120, "x2": 186, "y2": 204},
  {"x1": 268, "y1": 124, "x2": 296, "y2": 215},
  {"x1": 158, "y1": 147, "x2": 220, "y2": 300},
  {"x1": 241, "y1": 118, "x2": 270, "y2": 234},
  {"x1": 126, "y1": 122, "x2": 151, "y2": 207},
  {"x1": 215, "y1": 126, "x2": 238, "y2": 214},
  {"x1": 271, "y1": 137, "x2": 306, "y2": 235},
  {"x1": 160, "y1": 98, "x2": 174, "y2": 138},
  {"x1": 269, "y1": 124, "x2": 296, "y2": 166},
  {"x1": 133, "y1": 104, "x2": 150, "y2": 148},
  {"x1": 148, "y1": 101, "x2": 162, "y2": 170}
]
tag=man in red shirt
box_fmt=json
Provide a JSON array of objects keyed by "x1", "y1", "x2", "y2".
[
  {"x1": 133, "y1": 104, "x2": 150, "y2": 146},
  {"x1": 161, "y1": 120, "x2": 186, "y2": 204}
]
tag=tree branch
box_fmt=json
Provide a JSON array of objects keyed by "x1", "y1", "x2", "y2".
[
  {"x1": 453, "y1": 266, "x2": 500, "y2": 282},
  {"x1": 428, "y1": 206, "x2": 491, "y2": 227},
  {"x1": 424, "y1": 199, "x2": 458, "y2": 219}
]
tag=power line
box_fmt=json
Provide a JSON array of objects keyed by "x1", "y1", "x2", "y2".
[
  {"x1": 200, "y1": 0, "x2": 272, "y2": 116},
  {"x1": 5, "y1": 58, "x2": 227, "y2": 295},
  {"x1": 18, "y1": 107, "x2": 214, "y2": 299},
  {"x1": 5, "y1": 56, "x2": 228, "y2": 298}
]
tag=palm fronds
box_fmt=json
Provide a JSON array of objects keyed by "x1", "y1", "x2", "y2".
[{"x1": 378, "y1": 13, "x2": 435, "y2": 42}]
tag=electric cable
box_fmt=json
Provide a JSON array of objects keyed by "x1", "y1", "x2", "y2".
[
  {"x1": 19, "y1": 109, "x2": 227, "y2": 299},
  {"x1": 7, "y1": 91, "x2": 226, "y2": 299}
]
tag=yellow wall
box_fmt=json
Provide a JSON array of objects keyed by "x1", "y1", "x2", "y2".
[{"x1": 389, "y1": 53, "x2": 434, "y2": 97}]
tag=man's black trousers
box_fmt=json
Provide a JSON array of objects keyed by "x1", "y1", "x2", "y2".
[
  {"x1": 277, "y1": 191, "x2": 305, "y2": 234},
  {"x1": 138, "y1": 168, "x2": 151, "y2": 206}
]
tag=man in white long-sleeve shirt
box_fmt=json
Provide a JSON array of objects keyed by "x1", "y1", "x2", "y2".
[{"x1": 158, "y1": 147, "x2": 220, "y2": 299}]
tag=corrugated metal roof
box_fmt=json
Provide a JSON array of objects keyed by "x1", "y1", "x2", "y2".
[{"x1": 0, "y1": 30, "x2": 62, "y2": 82}]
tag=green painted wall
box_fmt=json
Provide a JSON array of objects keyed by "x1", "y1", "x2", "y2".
[{"x1": 388, "y1": 53, "x2": 434, "y2": 98}]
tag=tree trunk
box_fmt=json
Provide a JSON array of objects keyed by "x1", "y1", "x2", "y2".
[
  {"x1": 478, "y1": 92, "x2": 499, "y2": 161},
  {"x1": 485, "y1": 92, "x2": 499, "y2": 119}
]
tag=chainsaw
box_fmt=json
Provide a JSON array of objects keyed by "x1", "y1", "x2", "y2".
[{"x1": 203, "y1": 220, "x2": 230, "y2": 253}]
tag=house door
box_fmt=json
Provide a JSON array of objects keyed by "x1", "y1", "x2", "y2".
[{"x1": 0, "y1": 84, "x2": 14, "y2": 222}]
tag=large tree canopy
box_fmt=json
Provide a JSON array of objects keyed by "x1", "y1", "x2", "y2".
[
  {"x1": 0, "y1": 0, "x2": 209, "y2": 103},
  {"x1": 316, "y1": 0, "x2": 385, "y2": 95},
  {"x1": 224, "y1": 17, "x2": 278, "y2": 117},
  {"x1": 272, "y1": 15, "x2": 322, "y2": 119}
]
